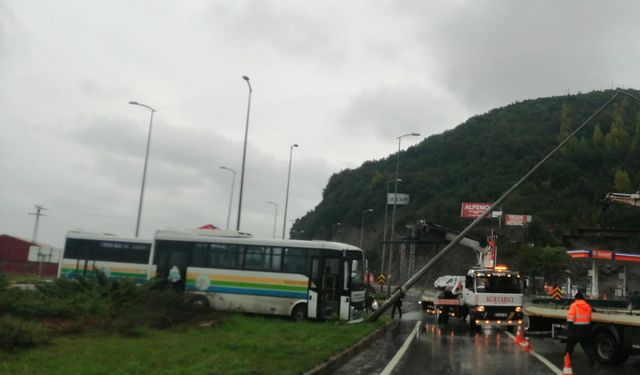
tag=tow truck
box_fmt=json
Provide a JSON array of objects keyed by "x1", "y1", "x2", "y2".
[
  {"x1": 418, "y1": 223, "x2": 524, "y2": 328},
  {"x1": 423, "y1": 265, "x2": 524, "y2": 328}
]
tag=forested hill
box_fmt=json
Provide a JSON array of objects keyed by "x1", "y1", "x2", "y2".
[{"x1": 292, "y1": 89, "x2": 640, "y2": 246}]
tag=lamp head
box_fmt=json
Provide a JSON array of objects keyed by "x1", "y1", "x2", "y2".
[
  {"x1": 129, "y1": 101, "x2": 138, "y2": 105},
  {"x1": 242, "y1": 75, "x2": 250, "y2": 81},
  {"x1": 292, "y1": 144, "x2": 299, "y2": 148}
]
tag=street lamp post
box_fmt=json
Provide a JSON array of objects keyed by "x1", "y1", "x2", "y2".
[
  {"x1": 330, "y1": 222, "x2": 342, "y2": 241},
  {"x1": 282, "y1": 143, "x2": 298, "y2": 239},
  {"x1": 381, "y1": 178, "x2": 401, "y2": 287},
  {"x1": 387, "y1": 132, "x2": 420, "y2": 292},
  {"x1": 220, "y1": 166, "x2": 237, "y2": 230},
  {"x1": 129, "y1": 101, "x2": 156, "y2": 238},
  {"x1": 360, "y1": 209, "x2": 374, "y2": 249},
  {"x1": 266, "y1": 201, "x2": 278, "y2": 238},
  {"x1": 237, "y1": 75, "x2": 252, "y2": 231}
]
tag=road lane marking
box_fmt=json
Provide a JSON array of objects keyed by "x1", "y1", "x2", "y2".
[
  {"x1": 504, "y1": 331, "x2": 562, "y2": 375},
  {"x1": 380, "y1": 321, "x2": 420, "y2": 375}
]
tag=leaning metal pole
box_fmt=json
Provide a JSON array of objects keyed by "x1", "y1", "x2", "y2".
[{"x1": 369, "y1": 91, "x2": 624, "y2": 321}]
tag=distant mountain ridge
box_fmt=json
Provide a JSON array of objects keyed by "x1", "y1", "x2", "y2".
[{"x1": 292, "y1": 89, "x2": 640, "y2": 262}]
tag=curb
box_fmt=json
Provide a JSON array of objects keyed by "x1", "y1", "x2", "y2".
[{"x1": 302, "y1": 319, "x2": 401, "y2": 375}]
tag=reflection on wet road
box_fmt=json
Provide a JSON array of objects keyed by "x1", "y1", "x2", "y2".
[{"x1": 393, "y1": 319, "x2": 555, "y2": 375}]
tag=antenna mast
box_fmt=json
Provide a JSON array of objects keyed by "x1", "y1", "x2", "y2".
[{"x1": 29, "y1": 204, "x2": 47, "y2": 243}]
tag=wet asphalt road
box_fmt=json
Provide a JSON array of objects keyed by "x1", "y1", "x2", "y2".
[
  {"x1": 393, "y1": 319, "x2": 553, "y2": 375},
  {"x1": 334, "y1": 294, "x2": 640, "y2": 374},
  {"x1": 528, "y1": 334, "x2": 640, "y2": 375}
]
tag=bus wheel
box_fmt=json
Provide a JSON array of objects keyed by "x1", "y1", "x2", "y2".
[
  {"x1": 187, "y1": 295, "x2": 210, "y2": 312},
  {"x1": 291, "y1": 304, "x2": 307, "y2": 322}
]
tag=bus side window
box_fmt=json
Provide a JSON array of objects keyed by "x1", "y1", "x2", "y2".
[
  {"x1": 283, "y1": 248, "x2": 307, "y2": 274},
  {"x1": 191, "y1": 244, "x2": 207, "y2": 268},
  {"x1": 271, "y1": 247, "x2": 282, "y2": 272},
  {"x1": 209, "y1": 243, "x2": 241, "y2": 269},
  {"x1": 245, "y1": 245, "x2": 269, "y2": 271}
]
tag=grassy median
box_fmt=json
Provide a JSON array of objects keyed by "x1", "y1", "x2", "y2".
[{"x1": 0, "y1": 313, "x2": 385, "y2": 375}]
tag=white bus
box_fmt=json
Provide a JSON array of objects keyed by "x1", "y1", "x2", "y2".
[
  {"x1": 151, "y1": 229, "x2": 367, "y2": 321},
  {"x1": 58, "y1": 230, "x2": 152, "y2": 283}
]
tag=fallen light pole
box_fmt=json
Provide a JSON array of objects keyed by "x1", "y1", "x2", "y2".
[{"x1": 369, "y1": 90, "x2": 639, "y2": 321}]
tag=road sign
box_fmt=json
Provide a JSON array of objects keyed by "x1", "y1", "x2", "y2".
[
  {"x1": 387, "y1": 193, "x2": 410, "y2": 205},
  {"x1": 551, "y1": 286, "x2": 562, "y2": 301},
  {"x1": 378, "y1": 273, "x2": 386, "y2": 285}
]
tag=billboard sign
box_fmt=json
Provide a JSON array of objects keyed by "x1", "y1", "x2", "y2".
[
  {"x1": 592, "y1": 250, "x2": 613, "y2": 260},
  {"x1": 387, "y1": 193, "x2": 410, "y2": 205},
  {"x1": 504, "y1": 214, "x2": 533, "y2": 226},
  {"x1": 460, "y1": 202, "x2": 492, "y2": 218}
]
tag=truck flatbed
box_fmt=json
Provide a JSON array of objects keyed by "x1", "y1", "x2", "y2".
[{"x1": 525, "y1": 305, "x2": 640, "y2": 327}]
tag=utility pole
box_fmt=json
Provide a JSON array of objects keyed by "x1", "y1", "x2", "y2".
[{"x1": 29, "y1": 204, "x2": 47, "y2": 277}]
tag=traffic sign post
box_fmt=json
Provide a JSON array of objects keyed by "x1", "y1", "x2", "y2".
[
  {"x1": 552, "y1": 286, "x2": 562, "y2": 301},
  {"x1": 378, "y1": 273, "x2": 386, "y2": 286}
]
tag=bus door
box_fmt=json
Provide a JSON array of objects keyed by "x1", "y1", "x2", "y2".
[
  {"x1": 156, "y1": 245, "x2": 189, "y2": 291},
  {"x1": 308, "y1": 257, "x2": 342, "y2": 319}
]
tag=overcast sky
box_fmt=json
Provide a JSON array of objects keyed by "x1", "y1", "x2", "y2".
[{"x1": 2, "y1": 1, "x2": 640, "y2": 248}]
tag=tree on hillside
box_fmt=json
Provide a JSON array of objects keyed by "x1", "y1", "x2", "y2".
[
  {"x1": 558, "y1": 103, "x2": 573, "y2": 141},
  {"x1": 515, "y1": 246, "x2": 571, "y2": 294},
  {"x1": 614, "y1": 169, "x2": 631, "y2": 192},
  {"x1": 631, "y1": 113, "x2": 640, "y2": 153},
  {"x1": 559, "y1": 104, "x2": 576, "y2": 155},
  {"x1": 605, "y1": 103, "x2": 630, "y2": 155},
  {"x1": 592, "y1": 123, "x2": 604, "y2": 147}
]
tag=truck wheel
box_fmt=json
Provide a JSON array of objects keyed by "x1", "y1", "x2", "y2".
[
  {"x1": 615, "y1": 349, "x2": 630, "y2": 364},
  {"x1": 437, "y1": 310, "x2": 449, "y2": 325},
  {"x1": 468, "y1": 317, "x2": 478, "y2": 331},
  {"x1": 594, "y1": 330, "x2": 624, "y2": 364}
]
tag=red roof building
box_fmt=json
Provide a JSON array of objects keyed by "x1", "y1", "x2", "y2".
[{"x1": 0, "y1": 234, "x2": 60, "y2": 277}]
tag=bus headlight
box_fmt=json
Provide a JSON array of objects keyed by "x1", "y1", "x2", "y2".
[
  {"x1": 515, "y1": 306, "x2": 522, "y2": 313},
  {"x1": 476, "y1": 305, "x2": 485, "y2": 312}
]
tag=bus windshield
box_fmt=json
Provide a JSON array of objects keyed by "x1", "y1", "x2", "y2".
[{"x1": 476, "y1": 275, "x2": 520, "y2": 294}]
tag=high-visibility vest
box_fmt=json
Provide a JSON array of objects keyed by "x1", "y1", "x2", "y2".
[{"x1": 567, "y1": 300, "x2": 592, "y2": 325}]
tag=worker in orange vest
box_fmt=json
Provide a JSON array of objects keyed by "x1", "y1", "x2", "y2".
[{"x1": 565, "y1": 291, "x2": 596, "y2": 365}]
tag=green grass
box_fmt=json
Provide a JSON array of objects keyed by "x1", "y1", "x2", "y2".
[{"x1": 0, "y1": 313, "x2": 387, "y2": 375}]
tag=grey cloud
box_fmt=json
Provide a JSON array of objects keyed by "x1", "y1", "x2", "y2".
[
  {"x1": 67, "y1": 114, "x2": 331, "y2": 235},
  {"x1": 409, "y1": 1, "x2": 640, "y2": 112},
  {"x1": 340, "y1": 85, "x2": 462, "y2": 139},
  {"x1": 205, "y1": 1, "x2": 347, "y2": 64}
]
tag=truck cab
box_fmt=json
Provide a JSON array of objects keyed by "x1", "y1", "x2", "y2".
[{"x1": 463, "y1": 266, "x2": 524, "y2": 328}]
